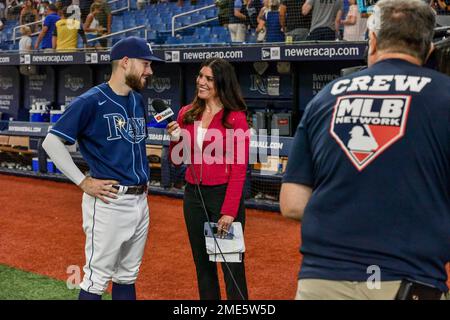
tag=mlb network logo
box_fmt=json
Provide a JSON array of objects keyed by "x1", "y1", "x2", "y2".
[
  {"x1": 261, "y1": 47, "x2": 280, "y2": 61},
  {"x1": 165, "y1": 51, "x2": 180, "y2": 63},
  {"x1": 330, "y1": 94, "x2": 411, "y2": 171}
]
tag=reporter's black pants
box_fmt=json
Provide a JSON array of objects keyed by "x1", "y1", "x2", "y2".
[{"x1": 183, "y1": 183, "x2": 248, "y2": 300}]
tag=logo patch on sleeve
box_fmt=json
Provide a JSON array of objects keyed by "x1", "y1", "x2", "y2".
[{"x1": 330, "y1": 94, "x2": 411, "y2": 171}]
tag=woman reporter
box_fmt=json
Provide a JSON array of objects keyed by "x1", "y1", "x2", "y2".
[{"x1": 167, "y1": 58, "x2": 249, "y2": 300}]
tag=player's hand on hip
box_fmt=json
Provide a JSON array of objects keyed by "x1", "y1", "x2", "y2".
[
  {"x1": 167, "y1": 121, "x2": 181, "y2": 141},
  {"x1": 79, "y1": 177, "x2": 119, "y2": 204},
  {"x1": 217, "y1": 214, "x2": 235, "y2": 238}
]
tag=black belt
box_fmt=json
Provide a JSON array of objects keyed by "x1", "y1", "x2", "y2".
[{"x1": 113, "y1": 185, "x2": 148, "y2": 195}]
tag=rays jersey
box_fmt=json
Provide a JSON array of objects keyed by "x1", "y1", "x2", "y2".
[
  {"x1": 50, "y1": 82, "x2": 149, "y2": 186},
  {"x1": 283, "y1": 59, "x2": 450, "y2": 292}
]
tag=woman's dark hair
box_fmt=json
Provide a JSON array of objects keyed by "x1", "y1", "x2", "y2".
[{"x1": 182, "y1": 58, "x2": 247, "y2": 129}]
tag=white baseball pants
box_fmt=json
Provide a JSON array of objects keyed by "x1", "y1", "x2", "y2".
[{"x1": 79, "y1": 191, "x2": 149, "y2": 295}]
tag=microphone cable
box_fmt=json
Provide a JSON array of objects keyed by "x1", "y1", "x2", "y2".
[{"x1": 187, "y1": 163, "x2": 246, "y2": 300}]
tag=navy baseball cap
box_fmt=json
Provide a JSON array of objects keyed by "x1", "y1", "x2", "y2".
[{"x1": 110, "y1": 36, "x2": 163, "y2": 62}]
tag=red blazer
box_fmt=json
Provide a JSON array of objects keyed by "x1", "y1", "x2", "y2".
[{"x1": 169, "y1": 105, "x2": 250, "y2": 218}]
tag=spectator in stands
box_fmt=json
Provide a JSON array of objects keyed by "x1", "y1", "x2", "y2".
[
  {"x1": 6, "y1": 0, "x2": 21, "y2": 20},
  {"x1": 90, "y1": 0, "x2": 111, "y2": 47},
  {"x1": 137, "y1": 0, "x2": 147, "y2": 10},
  {"x1": 216, "y1": 0, "x2": 232, "y2": 27},
  {"x1": 435, "y1": 0, "x2": 450, "y2": 13},
  {"x1": 84, "y1": 2, "x2": 105, "y2": 48},
  {"x1": 52, "y1": 6, "x2": 87, "y2": 51},
  {"x1": 340, "y1": 0, "x2": 366, "y2": 41},
  {"x1": 19, "y1": 25, "x2": 32, "y2": 51},
  {"x1": 79, "y1": 0, "x2": 92, "y2": 22},
  {"x1": 20, "y1": 0, "x2": 39, "y2": 31},
  {"x1": 255, "y1": 0, "x2": 269, "y2": 41},
  {"x1": 302, "y1": 0, "x2": 343, "y2": 41},
  {"x1": 246, "y1": 0, "x2": 262, "y2": 29},
  {"x1": 67, "y1": 0, "x2": 82, "y2": 21},
  {"x1": 55, "y1": 0, "x2": 64, "y2": 12},
  {"x1": 37, "y1": 0, "x2": 49, "y2": 19},
  {"x1": 0, "y1": 0, "x2": 6, "y2": 20},
  {"x1": 280, "y1": 0, "x2": 311, "y2": 42},
  {"x1": 228, "y1": 0, "x2": 248, "y2": 42},
  {"x1": 34, "y1": 4, "x2": 60, "y2": 50},
  {"x1": 256, "y1": 0, "x2": 284, "y2": 42},
  {"x1": 0, "y1": 15, "x2": 5, "y2": 32},
  {"x1": 0, "y1": 0, "x2": 5, "y2": 32}
]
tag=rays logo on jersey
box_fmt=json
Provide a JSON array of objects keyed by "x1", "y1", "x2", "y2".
[
  {"x1": 104, "y1": 113, "x2": 147, "y2": 144},
  {"x1": 330, "y1": 94, "x2": 411, "y2": 171}
]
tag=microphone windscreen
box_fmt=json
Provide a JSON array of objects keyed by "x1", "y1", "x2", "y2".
[{"x1": 152, "y1": 99, "x2": 167, "y2": 113}]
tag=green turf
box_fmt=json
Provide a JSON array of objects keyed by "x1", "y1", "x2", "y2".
[{"x1": 0, "y1": 264, "x2": 111, "y2": 300}]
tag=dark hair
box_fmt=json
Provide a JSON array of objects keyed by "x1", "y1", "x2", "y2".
[
  {"x1": 375, "y1": 0, "x2": 435, "y2": 63},
  {"x1": 183, "y1": 58, "x2": 247, "y2": 129},
  {"x1": 61, "y1": 6, "x2": 69, "y2": 17},
  {"x1": 48, "y1": 4, "x2": 57, "y2": 11}
]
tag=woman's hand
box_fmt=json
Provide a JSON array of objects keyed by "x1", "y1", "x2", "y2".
[
  {"x1": 217, "y1": 214, "x2": 235, "y2": 238},
  {"x1": 167, "y1": 121, "x2": 181, "y2": 141}
]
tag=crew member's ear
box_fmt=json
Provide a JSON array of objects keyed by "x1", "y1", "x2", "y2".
[
  {"x1": 367, "y1": 31, "x2": 378, "y2": 66},
  {"x1": 424, "y1": 43, "x2": 435, "y2": 65},
  {"x1": 368, "y1": 31, "x2": 377, "y2": 56}
]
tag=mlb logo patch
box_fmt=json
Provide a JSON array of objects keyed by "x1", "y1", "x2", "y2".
[{"x1": 330, "y1": 94, "x2": 411, "y2": 171}]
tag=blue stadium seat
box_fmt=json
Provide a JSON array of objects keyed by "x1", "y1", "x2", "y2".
[
  {"x1": 165, "y1": 36, "x2": 181, "y2": 45},
  {"x1": 194, "y1": 27, "x2": 211, "y2": 37},
  {"x1": 212, "y1": 26, "x2": 226, "y2": 35},
  {"x1": 191, "y1": 14, "x2": 205, "y2": 24},
  {"x1": 178, "y1": 16, "x2": 191, "y2": 25},
  {"x1": 205, "y1": 9, "x2": 217, "y2": 20},
  {"x1": 147, "y1": 30, "x2": 157, "y2": 41}
]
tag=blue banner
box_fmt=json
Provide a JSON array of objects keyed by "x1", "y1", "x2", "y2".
[
  {"x1": 238, "y1": 62, "x2": 293, "y2": 99},
  {"x1": 94, "y1": 65, "x2": 112, "y2": 85},
  {"x1": 0, "y1": 66, "x2": 20, "y2": 120},
  {"x1": 0, "y1": 43, "x2": 368, "y2": 66},
  {"x1": 23, "y1": 66, "x2": 56, "y2": 110},
  {"x1": 57, "y1": 65, "x2": 93, "y2": 107},
  {"x1": 142, "y1": 63, "x2": 182, "y2": 121},
  {"x1": 298, "y1": 60, "x2": 362, "y2": 112}
]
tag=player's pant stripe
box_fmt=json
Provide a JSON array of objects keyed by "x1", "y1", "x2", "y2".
[{"x1": 87, "y1": 197, "x2": 97, "y2": 293}]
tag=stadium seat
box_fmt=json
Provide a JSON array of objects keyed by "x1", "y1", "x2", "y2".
[
  {"x1": 147, "y1": 30, "x2": 157, "y2": 41},
  {"x1": 165, "y1": 36, "x2": 181, "y2": 45}
]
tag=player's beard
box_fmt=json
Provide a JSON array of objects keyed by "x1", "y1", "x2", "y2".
[{"x1": 125, "y1": 72, "x2": 148, "y2": 91}]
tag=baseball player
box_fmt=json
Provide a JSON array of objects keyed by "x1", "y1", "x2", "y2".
[
  {"x1": 42, "y1": 37, "x2": 162, "y2": 300},
  {"x1": 280, "y1": 0, "x2": 450, "y2": 299}
]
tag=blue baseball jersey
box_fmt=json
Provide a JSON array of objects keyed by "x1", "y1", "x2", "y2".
[
  {"x1": 283, "y1": 59, "x2": 450, "y2": 292},
  {"x1": 50, "y1": 82, "x2": 149, "y2": 186}
]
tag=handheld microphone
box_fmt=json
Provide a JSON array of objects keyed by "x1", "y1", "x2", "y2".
[{"x1": 152, "y1": 99, "x2": 174, "y2": 123}]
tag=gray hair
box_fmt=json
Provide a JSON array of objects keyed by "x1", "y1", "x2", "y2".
[{"x1": 368, "y1": 0, "x2": 435, "y2": 62}]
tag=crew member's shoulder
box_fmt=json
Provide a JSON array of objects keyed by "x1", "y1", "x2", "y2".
[{"x1": 420, "y1": 67, "x2": 450, "y2": 87}]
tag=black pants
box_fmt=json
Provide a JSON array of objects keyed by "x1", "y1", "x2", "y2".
[
  {"x1": 183, "y1": 183, "x2": 248, "y2": 300},
  {"x1": 306, "y1": 27, "x2": 336, "y2": 41}
]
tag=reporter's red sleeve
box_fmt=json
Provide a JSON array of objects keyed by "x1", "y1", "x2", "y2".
[{"x1": 220, "y1": 112, "x2": 250, "y2": 218}]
